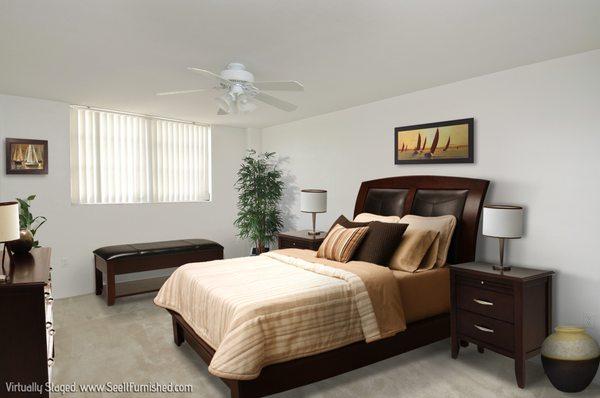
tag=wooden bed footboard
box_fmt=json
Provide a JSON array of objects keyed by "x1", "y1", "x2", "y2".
[{"x1": 168, "y1": 310, "x2": 450, "y2": 398}]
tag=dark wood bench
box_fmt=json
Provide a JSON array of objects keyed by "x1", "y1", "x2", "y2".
[{"x1": 93, "y1": 239, "x2": 223, "y2": 306}]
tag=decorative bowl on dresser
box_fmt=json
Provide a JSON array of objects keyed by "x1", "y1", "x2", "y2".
[
  {"x1": 277, "y1": 230, "x2": 326, "y2": 251},
  {"x1": 450, "y1": 262, "x2": 554, "y2": 388},
  {"x1": 0, "y1": 247, "x2": 53, "y2": 398}
]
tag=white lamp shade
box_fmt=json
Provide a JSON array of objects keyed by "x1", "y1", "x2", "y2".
[
  {"x1": 483, "y1": 205, "x2": 523, "y2": 238},
  {"x1": 0, "y1": 202, "x2": 20, "y2": 242},
  {"x1": 300, "y1": 189, "x2": 327, "y2": 213}
]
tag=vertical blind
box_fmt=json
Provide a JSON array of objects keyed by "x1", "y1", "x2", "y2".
[{"x1": 70, "y1": 108, "x2": 211, "y2": 204}]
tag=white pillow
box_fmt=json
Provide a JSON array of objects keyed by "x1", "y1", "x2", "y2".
[{"x1": 354, "y1": 212, "x2": 401, "y2": 223}]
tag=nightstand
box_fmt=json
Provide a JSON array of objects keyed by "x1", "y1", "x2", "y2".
[
  {"x1": 277, "y1": 230, "x2": 325, "y2": 251},
  {"x1": 450, "y1": 262, "x2": 554, "y2": 388}
]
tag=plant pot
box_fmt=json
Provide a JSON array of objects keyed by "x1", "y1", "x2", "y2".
[
  {"x1": 6, "y1": 229, "x2": 34, "y2": 254},
  {"x1": 541, "y1": 326, "x2": 600, "y2": 393},
  {"x1": 251, "y1": 247, "x2": 270, "y2": 256}
]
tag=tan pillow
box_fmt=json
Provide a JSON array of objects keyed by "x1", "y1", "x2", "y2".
[
  {"x1": 353, "y1": 212, "x2": 401, "y2": 223},
  {"x1": 419, "y1": 234, "x2": 440, "y2": 270},
  {"x1": 389, "y1": 229, "x2": 440, "y2": 272},
  {"x1": 399, "y1": 215, "x2": 457, "y2": 267},
  {"x1": 317, "y1": 224, "x2": 369, "y2": 263}
]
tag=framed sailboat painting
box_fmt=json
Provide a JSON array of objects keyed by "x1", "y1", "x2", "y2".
[
  {"x1": 5, "y1": 138, "x2": 48, "y2": 174},
  {"x1": 394, "y1": 118, "x2": 474, "y2": 164}
]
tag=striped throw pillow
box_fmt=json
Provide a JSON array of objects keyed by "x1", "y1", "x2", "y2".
[{"x1": 317, "y1": 224, "x2": 369, "y2": 263}]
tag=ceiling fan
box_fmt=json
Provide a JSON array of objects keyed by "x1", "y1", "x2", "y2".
[{"x1": 157, "y1": 63, "x2": 303, "y2": 115}]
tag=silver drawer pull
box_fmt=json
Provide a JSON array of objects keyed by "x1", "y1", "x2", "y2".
[
  {"x1": 48, "y1": 329, "x2": 56, "y2": 336},
  {"x1": 473, "y1": 298, "x2": 494, "y2": 306},
  {"x1": 474, "y1": 324, "x2": 494, "y2": 333},
  {"x1": 46, "y1": 321, "x2": 53, "y2": 329},
  {"x1": 48, "y1": 358, "x2": 54, "y2": 367}
]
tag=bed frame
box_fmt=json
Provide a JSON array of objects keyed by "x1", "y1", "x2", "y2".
[{"x1": 168, "y1": 175, "x2": 489, "y2": 398}]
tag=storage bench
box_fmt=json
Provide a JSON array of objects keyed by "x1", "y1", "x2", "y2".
[{"x1": 94, "y1": 239, "x2": 223, "y2": 306}]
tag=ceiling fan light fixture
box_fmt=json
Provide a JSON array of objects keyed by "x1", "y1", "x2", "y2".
[
  {"x1": 237, "y1": 93, "x2": 257, "y2": 113},
  {"x1": 215, "y1": 92, "x2": 237, "y2": 114},
  {"x1": 163, "y1": 62, "x2": 302, "y2": 115}
]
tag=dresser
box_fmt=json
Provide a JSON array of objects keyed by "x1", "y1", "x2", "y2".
[
  {"x1": 0, "y1": 248, "x2": 53, "y2": 398},
  {"x1": 450, "y1": 262, "x2": 553, "y2": 388},
  {"x1": 277, "y1": 230, "x2": 325, "y2": 251}
]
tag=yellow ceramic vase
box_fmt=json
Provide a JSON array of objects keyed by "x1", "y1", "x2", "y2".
[{"x1": 541, "y1": 326, "x2": 600, "y2": 392}]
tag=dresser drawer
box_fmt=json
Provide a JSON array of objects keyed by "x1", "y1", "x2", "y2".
[
  {"x1": 458, "y1": 310, "x2": 514, "y2": 352},
  {"x1": 457, "y1": 284, "x2": 514, "y2": 323}
]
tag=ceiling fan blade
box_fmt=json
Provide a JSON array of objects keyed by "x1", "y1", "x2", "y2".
[
  {"x1": 252, "y1": 81, "x2": 304, "y2": 91},
  {"x1": 254, "y1": 92, "x2": 298, "y2": 112},
  {"x1": 187, "y1": 67, "x2": 231, "y2": 86},
  {"x1": 156, "y1": 88, "x2": 211, "y2": 96}
]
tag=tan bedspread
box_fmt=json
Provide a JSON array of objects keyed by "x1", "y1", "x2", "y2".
[
  {"x1": 154, "y1": 249, "x2": 405, "y2": 380},
  {"x1": 392, "y1": 267, "x2": 450, "y2": 323}
]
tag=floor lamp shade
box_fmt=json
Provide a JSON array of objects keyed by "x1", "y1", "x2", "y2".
[
  {"x1": 483, "y1": 205, "x2": 523, "y2": 238},
  {"x1": 300, "y1": 190, "x2": 327, "y2": 213},
  {"x1": 0, "y1": 201, "x2": 20, "y2": 242}
]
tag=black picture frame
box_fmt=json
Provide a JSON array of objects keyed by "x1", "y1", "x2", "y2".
[
  {"x1": 5, "y1": 138, "x2": 49, "y2": 175},
  {"x1": 394, "y1": 118, "x2": 474, "y2": 164}
]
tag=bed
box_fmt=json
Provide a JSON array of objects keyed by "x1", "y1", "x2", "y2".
[{"x1": 158, "y1": 175, "x2": 489, "y2": 398}]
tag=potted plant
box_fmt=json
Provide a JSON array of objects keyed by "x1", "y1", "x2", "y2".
[
  {"x1": 7, "y1": 195, "x2": 47, "y2": 254},
  {"x1": 234, "y1": 150, "x2": 284, "y2": 254}
]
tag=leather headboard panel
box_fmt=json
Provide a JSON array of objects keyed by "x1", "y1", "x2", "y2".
[
  {"x1": 363, "y1": 188, "x2": 409, "y2": 216},
  {"x1": 353, "y1": 176, "x2": 489, "y2": 263},
  {"x1": 411, "y1": 189, "x2": 468, "y2": 264},
  {"x1": 411, "y1": 189, "x2": 468, "y2": 220}
]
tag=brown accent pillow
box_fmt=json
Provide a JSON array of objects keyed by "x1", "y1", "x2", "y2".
[
  {"x1": 389, "y1": 229, "x2": 440, "y2": 272},
  {"x1": 317, "y1": 224, "x2": 369, "y2": 263},
  {"x1": 328, "y1": 215, "x2": 408, "y2": 266},
  {"x1": 399, "y1": 215, "x2": 457, "y2": 267}
]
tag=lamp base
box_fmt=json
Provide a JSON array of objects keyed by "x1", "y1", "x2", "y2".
[
  {"x1": 307, "y1": 231, "x2": 322, "y2": 236},
  {"x1": 493, "y1": 264, "x2": 511, "y2": 271}
]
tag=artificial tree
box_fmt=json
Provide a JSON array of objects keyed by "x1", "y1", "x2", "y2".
[{"x1": 234, "y1": 150, "x2": 284, "y2": 254}]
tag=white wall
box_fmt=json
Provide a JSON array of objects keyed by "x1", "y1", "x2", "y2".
[
  {"x1": 0, "y1": 94, "x2": 249, "y2": 298},
  {"x1": 263, "y1": 50, "x2": 600, "y2": 345}
]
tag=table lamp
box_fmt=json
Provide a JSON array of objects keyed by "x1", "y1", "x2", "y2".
[
  {"x1": 482, "y1": 205, "x2": 523, "y2": 271},
  {"x1": 300, "y1": 189, "x2": 327, "y2": 236},
  {"x1": 0, "y1": 201, "x2": 20, "y2": 281}
]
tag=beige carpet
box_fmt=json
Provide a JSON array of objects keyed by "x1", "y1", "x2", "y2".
[{"x1": 53, "y1": 293, "x2": 600, "y2": 398}]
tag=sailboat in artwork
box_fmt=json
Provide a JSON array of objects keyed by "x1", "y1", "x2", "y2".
[
  {"x1": 12, "y1": 145, "x2": 25, "y2": 167},
  {"x1": 24, "y1": 144, "x2": 40, "y2": 168},
  {"x1": 412, "y1": 134, "x2": 421, "y2": 155},
  {"x1": 424, "y1": 129, "x2": 439, "y2": 159},
  {"x1": 443, "y1": 135, "x2": 451, "y2": 151},
  {"x1": 420, "y1": 137, "x2": 427, "y2": 153}
]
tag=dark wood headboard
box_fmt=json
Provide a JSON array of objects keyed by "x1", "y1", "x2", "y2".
[{"x1": 353, "y1": 175, "x2": 489, "y2": 264}]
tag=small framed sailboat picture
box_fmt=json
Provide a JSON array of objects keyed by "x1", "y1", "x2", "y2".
[
  {"x1": 394, "y1": 118, "x2": 474, "y2": 164},
  {"x1": 5, "y1": 138, "x2": 48, "y2": 174}
]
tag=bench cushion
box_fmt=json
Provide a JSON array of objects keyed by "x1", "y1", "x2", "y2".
[{"x1": 94, "y1": 239, "x2": 223, "y2": 261}]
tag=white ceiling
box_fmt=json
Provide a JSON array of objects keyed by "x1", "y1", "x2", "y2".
[{"x1": 1, "y1": 0, "x2": 599, "y2": 128}]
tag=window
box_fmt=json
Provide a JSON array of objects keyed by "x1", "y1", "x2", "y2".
[{"x1": 70, "y1": 107, "x2": 211, "y2": 204}]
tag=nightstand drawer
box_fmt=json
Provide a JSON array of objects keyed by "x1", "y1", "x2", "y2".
[
  {"x1": 457, "y1": 273, "x2": 512, "y2": 294},
  {"x1": 457, "y1": 284, "x2": 514, "y2": 323},
  {"x1": 279, "y1": 239, "x2": 312, "y2": 250},
  {"x1": 458, "y1": 310, "x2": 514, "y2": 352}
]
